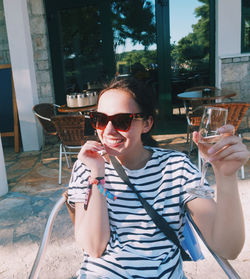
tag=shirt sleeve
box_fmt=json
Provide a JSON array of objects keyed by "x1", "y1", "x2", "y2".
[{"x1": 67, "y1": 159, "x2": 90, "y2": 204}]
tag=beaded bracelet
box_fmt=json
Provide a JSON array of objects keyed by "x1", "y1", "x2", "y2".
[
  {"x1": 97, "y1": 183, "x2": 117, "y2": 201},
  {"x1": 84, "y1": 176, "x2": 117, "y2": 210}
]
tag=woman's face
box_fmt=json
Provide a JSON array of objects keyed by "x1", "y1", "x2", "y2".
[{"x1": 96, "y1": 89, "x2": 152, "y2": 157}]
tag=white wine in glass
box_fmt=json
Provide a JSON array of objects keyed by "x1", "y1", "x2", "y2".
[{"x1": 187, "y1": 106, "x2": 228, "y2": 199}]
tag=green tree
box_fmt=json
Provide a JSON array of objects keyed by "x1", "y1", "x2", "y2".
[
  {"x1": 111, "y1": 0, "x2": 156, "y2": 49},
  {"x1": 116, "y1": 50, "x2": 157, "y2": 69},
  {"x1": 173, "y1": 0, "x2": 209, "y2": 71}
]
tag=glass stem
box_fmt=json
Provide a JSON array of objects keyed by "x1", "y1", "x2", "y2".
[{"x1": 200, "y1": 159, "x2": 209, "y2": 187}]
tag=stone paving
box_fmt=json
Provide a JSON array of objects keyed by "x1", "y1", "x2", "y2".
[{"x1": 0, "y1": 134, "x2": 250, "y2": 279}]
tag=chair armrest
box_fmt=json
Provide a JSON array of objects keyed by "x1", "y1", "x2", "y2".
[
  {"x1": 29, "y1": 195, "x2": 66, "y2": 279},
  {"x1": 186, "y1": 210, "x2": 241, "y2": 279},
  {"x1": 34, "y1": 112, "x2": 52, "y2": 122},
  {"x1": 53, "y1": 104, "x2": 61, "y2": 108}
]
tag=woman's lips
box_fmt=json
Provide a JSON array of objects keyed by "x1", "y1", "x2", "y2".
[{"x1": 104, "y1": 138, "x2": 124, "y2": 148}]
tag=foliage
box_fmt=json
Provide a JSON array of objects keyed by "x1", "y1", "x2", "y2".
[
  {"x1": 61, "y1": 6, "x2": 102, "y2": 62},
  {"x1": 116, "y1": 49, "x2": 157, "y2": 69},
  {"x1": 111, "y1": 0, "x2": 156, "y2": 49},
  {"x1": 61, "y1": 0, "x2": 156, "y2": 57},
  {"x1": 172, "y1": 0, "x2": 210, "y2": 71}
]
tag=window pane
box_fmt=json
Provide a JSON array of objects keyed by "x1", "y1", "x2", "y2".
[
  {"x1": 59, "y1": 5, "x2": 104, "y2": 93},
  {"x1": 112, "y1": 1, "x2": 157, "y2": 84},
  {"x1": 170, "y1": 0, "x2": 211, "y2": 106},
  {"x1": 242, "y1": 0, "x2": 250, "y2": 52}
]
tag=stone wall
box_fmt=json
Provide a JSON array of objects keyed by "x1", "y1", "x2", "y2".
[
  {"x1": 27, "y1": 0, "x2": 54, "y2": 103},
  {"x1": 221, "y1": 54, "x2": 250, "y2": 129},
  {"x1": 0, "y1": 0, "x2": 54, "y2": 103},
  {"x1": 0, "y1": 0, "x2": 10, "y2": 64},
  {"x1": 221, "y1": 55, "x2": 250, "y2": 102}
]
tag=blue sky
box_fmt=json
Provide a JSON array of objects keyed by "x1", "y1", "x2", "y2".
[
  {"x1": 170, "y1": 0, "x2": 200, "y2": 43},
  {"x1": 116, "y1": 0, "x2": 201, "y2": 53}
]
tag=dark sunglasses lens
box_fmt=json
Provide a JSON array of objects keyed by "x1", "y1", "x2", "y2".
[
  {"x1": 90, "y1": 112, "x2": 107, "y2": 129},
  {"x1": 113, "y1": 114, "x2": 132, "y2": 131},
  {"x1": 90, "y1": 112, "x2": 133, "y2": 131}
]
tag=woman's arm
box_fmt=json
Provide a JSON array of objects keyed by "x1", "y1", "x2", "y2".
[
  {"x1": 74, "y1": 141, "x2": 110, "y2": 258},
  {"x1": 187, "y1": 125, "x2": 249, "y2": 259}
]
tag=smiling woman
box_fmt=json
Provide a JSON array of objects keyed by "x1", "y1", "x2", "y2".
[{"x1": 66, "y1": 76, "x2": 248, "y2": 279}]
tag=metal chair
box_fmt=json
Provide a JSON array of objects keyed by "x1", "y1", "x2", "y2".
[
  {"x1": 51, "y1": 114, "x2": 97, "y2": 184},
  {"x1": 29, "y1": 193, "x2": 241, "y2": 279}
]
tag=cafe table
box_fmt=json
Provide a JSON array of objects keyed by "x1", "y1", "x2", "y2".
[
  {"x1": 57, "y1": 104, "x2": 97, "y2": 114},
  {"x1": 177, "y1": 88, "x2": 236, "y2": 102},
  {"x1": 177, "y1": 88, "x2": 237, "y2": 116}
]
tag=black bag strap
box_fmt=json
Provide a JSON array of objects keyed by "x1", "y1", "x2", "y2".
[{"x1": 110, "y1": 156, "x2": 191, "y2": 261}]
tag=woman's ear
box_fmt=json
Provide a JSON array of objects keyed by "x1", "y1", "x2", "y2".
[{"x1": 142, "y1": 116, "x2": 154, "y2": 133}]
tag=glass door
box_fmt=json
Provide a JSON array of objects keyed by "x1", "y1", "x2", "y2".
[
  {"x1": 112, "y1": 0, "x2": 157, "y2": 94},
  {"x1": 45, "y1": 0, "x2": 115, "y2": 104},
  {"x1": 45, "y1": 0, "x2": 157, "y2": 105},
  {"x1": 169, "y1": 0, "x2": 214, "y2": 109},
  {"x1": 45, "y1": 0, "x2": 214, "y2": 121}
]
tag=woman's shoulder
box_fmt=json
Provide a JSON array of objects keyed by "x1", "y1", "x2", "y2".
[
  {"x1": 72, "y1": 159, "x2": 86, "y2": 173},
  {"x1": 149, "y1": 146, "x2": 188, "y2": 160},
  {"x1": 146, "y1": 147, "x2": 194, "y2": 169},
  {"x1": 70, "y1": 159, "x2": 90, "y2": 180}
]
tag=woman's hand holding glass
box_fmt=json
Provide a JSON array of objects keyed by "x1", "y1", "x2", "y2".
[
  {"x1": 193, "y1": 125, "x2": 250, "y2": 177},
  {"x1": 187, "y1": 106, "x2": 228, "y2": 198}
]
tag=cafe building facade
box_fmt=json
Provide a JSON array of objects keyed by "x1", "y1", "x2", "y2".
[{"x1": 0, "y1": 0, "x2": 249, "y2": 153}]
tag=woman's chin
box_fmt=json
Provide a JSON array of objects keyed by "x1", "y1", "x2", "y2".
[{"x1": 104, "y1": 145, "x2": 123, "y2": 157}]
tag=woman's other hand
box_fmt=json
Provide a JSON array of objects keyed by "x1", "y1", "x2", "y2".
[
  {"x1": 193, "y1": 125, "x2": 250, "y2": 176},
  {"x1": 77, "y1": 141, "x2": 107, "y2": 177}
]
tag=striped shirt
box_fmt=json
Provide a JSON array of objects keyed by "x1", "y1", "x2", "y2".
[{"x1": 68, "y1": 147, "x2": 204, "y2": 279}]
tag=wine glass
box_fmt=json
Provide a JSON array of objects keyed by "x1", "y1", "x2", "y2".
[{"x1": 187, "y1": 106, "x2": 228, "y2": 199}]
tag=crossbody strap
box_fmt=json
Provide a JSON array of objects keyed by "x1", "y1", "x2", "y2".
[{"x1": 110, "y1": 156, "x2": 191, "y2": 261}]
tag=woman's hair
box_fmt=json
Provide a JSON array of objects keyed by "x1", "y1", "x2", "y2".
[{"x1": 98, "y1": 77, "x2": 158, "y2": 147}]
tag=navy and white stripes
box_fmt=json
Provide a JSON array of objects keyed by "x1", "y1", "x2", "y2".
[{"x1": 68, "y1": 147, "x2": 205, "y2": 278}]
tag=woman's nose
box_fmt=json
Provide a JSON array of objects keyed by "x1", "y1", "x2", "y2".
[{"x1": 104, "y1": 121, "x2": 117, "y2": 134}]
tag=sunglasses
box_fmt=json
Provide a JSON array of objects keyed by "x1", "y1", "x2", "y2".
[{"x1": 89, "y1": 111, "x2": 145, "y2": 132}]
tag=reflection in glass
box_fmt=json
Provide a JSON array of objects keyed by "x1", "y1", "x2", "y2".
[
  {"x1": 242, "y1": 0, "x2": 250, "y2": 53},
  {"x1": 60, "y1": 6, "x2": 104, "y2": 93},
  {"x1": 112, "y1": 0, "x2": 157, "y2": 86},
  {"x1": 170, "y1": 0, "x2": 211, "y2": 108}
]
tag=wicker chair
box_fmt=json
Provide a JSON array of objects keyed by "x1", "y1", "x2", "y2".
[
  {"x1": 51, "y1": 114, "x2": 97, "y2": 184},
  {"x1": 193, "y1": 102, "x2": 249, "y2": 179},
  {"x1": 32, "y1": 103, "x2": 60, "y2": 146},
  {"x1": 184, "y1": 86, "x2": 218, "y2": 145}
]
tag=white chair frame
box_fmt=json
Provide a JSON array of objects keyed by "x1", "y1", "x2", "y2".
[
  {"x1": 58, "y1": 143, "x2": 82, "y2": 184},
  {"x1": 29, "y1": 195, "x2": 242, "y2": 279}
]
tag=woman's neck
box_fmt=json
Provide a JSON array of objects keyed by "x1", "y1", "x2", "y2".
[{"x1": 117, "y1": 147, "x2": 153, "y2": 170}]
